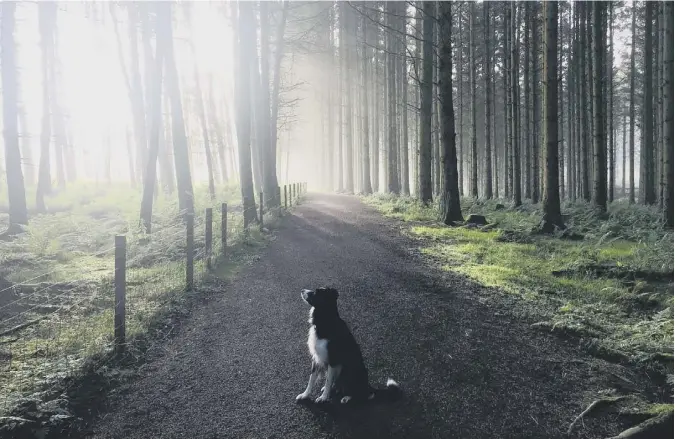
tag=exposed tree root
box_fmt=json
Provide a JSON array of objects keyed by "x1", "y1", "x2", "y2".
[
  {"x1": 567, "y1": 396, "x2": 628, "y2": 435},
  {"x1": 605, "y1": 410, "x2": 673, "y2": 439}
]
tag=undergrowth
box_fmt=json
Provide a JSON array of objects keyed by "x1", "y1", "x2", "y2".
[
  {"x1": 0, "y1": 182, "x2": 278, "y2": 417},
  {"x1": 364, "y1": 194, "x2": 674, "y2": 370}
]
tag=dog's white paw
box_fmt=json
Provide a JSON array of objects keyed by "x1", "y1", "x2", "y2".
[
  {"x1": 315, "y1": 395, "x2": 330, "y2": 404},
  {"x1": 295, "y1": 393, "x2": 311, "y2": 402},
  {"x1": 340, "y1": 396, "x2": 352, "y2": 404}
]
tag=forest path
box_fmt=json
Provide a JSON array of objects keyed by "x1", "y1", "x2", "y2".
[{"x1": 84, "y1": 193, "x2": 613, "y2": 439}]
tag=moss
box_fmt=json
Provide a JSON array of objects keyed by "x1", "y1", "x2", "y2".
[{"x1": 365, "y1": 195, "x2": 674, "y2": 364}]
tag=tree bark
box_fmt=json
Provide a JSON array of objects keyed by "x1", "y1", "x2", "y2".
[
  {"x1": 345, "y1": 3, "x2": 355, "y2": 194},
  {"x1": 270, "y1": 1, "x2": 289, "y2": 188},
  {"x1": 483, "y1": 2, "x2": 493, "y2": 199},
  {"x1": 439, "y1": 2, "x2": 463, "y2": 224},
  {"x1": 641, "y1": 2, "x2": 656, "y2": 205},
  {"x1": 36, "y1": 1, "x2": 55, "y2": 212},
  {"x1": 469, "y1": 2, "x2": 478, "y2": 198},
  {"x1": 1, "y1": 1, "x2": 28, "y2": 230},
  {"x1": 592, "y1": 2, "x2": 607, "y2": 212},
  {"x1": 161, "y1": 2, "x2": 194, "y2": 217},
  {"x1": 511, "y1": 1, "x2": 521, "y2": 206},
  {"x1": 399, "y1": 2, "x2": 409, "y2": 196},
  {"x1": 607, "y1": 4, "x2": 614, "y2": 203},
  {"x1": 541, "y1": 0, "x2": 564, "y2": 232},
  {"x1": 523, "y1": 2, "x2": 531, "y2": 200},
  {"x1": 139, "y1": 2, "x2": 165, "y2": 233},
  {"x1": 189, "y1": 44, "x2": 215, "y2": 201},
  {"x1": 418, "y1": 0, "x2": 434, "y2": 203},
  {"x1": 664, "y1": 0, "x2": 673, "y2": 227},
  {"x1": 361, "y1": 2, "x2": 372, "y2": 195},
  {"x1": 258, "y1": 1, "x2": 280, "y2": 207},
  {"x1": 235, "y1": 1, "x2": 258, "y2": 225},
  {"x1": 532, "y1": 2, "x2": 540, "y2": 203},
  {"x1": 580, "y1": 3, "x2": 591, "y2": 201},
  {"x1": 629, "y1": 3, "x2": 636, "y2": 204}
]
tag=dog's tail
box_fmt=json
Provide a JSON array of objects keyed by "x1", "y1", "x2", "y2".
[{"x1": 370, "y1": 378, "x2": 402, "y2": 401}]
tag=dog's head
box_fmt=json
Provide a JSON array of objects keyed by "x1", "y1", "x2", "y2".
[{"x1": 301, "y1": 287, "x2": 339, "y2": 309}]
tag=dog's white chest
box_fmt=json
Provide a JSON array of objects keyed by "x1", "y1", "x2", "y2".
[{"x1": 308, "y1": 327, "x2": 329, "y2": 365}]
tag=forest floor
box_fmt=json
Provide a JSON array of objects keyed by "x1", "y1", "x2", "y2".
[
  {"x1": 39, "y1": 193, "x2": 672, "y2": 439},
  {"x1": 0, "y1": 182, "x2": 265, "y2": 430}
]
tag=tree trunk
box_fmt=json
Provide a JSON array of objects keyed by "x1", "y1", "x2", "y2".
[
  {"x1": 629, "y1": 3, "x2": 636, "y2": 204},
  {"x1": 622, "y1": 112, "x2": 627, "y2": 196},
  {"x1": 361, "y1": 2, "x2": 372, "y2": 195},
  {"x1": 235, "y1": 1, "x2": 257, "y2": 225},
  {"x1": 1, "y1": 1, "x2": 28, "y2": 230},
  {"x1": 458, "y1": 5, "x2": 464, "y2": 196},
  {"x1": 345, "y1": 3, "x2": 355, "y2": 194},
  {"x1": 532, "y1": 2, "x2": 540, "y2": 203},
  {"x1": 386, "y1": 3, "x2": 398, "y2": 194},
  {"x1": 189, "y1": 48, "x2": 215, "y2": 201},
  {"x1": 592, "y1": 2, "x2": 607, "y2": 212},
  {"x1": 641, "y1": 2, "x2": 655, "y2": 205},
  {"x1": 439, "y1": 2, "x2": 463, "y2": 224},
  {"x1": 139, "y1": 2, "x2": 165, "y2": 233},
  {"x1": 580, "y1": 3, "x2": 591, "y2": 201},
  {"x1": 566, "y1": 4, "x2": 575, "y2": 201},
  {"x1": 207, "y1": 76, "x2": 229, "y2": 184},
  {"x1": 483, "y1": 2, "x2": 493, "y2": 199},
  {"x1": 400, "y1": 3, "x2": 409, "y2": 196},
  {"x1": 504, "y1": 5, "x2": 513, "y2": 198},
  {"x1": 418, "y1": 0, "x2": 434, "y2": 203},
  {"x1": 432, "y1": 6, "x2": 441, "y2": 197},
  {"x1": 161, "y1": 2, "x2": 194, "y2": 217},
  {"x1": 372, "y1": 8, "x2": 380, "y2": 193},
  {"x1": 541, "y1": 0, "x2": 564, "y2": 232},
  {"x1": 258, "y1": 1, "x2": 279, "y2": 207},
  {"x1": 664, "y1": 1, "x2": 673, "y2": 227},
  {"x1": 607, "y1": 4, "x2": 614, "y2": 203},
  {"x1": 338, "y1": 2, "x2": 345, "y2": 192},
  {"x1": 159, "y1": 81, "x2": 175, "y2": 194},
  {"x1": 36, "y1": 1, "x2": 56, "y2": 212},
  {"x1": 469, "y1": 2, "x2": 478, "y2": 198},
  {"x1": 17, "y1": 107, "x2": 34, "y2": 187},
  {"x1": 523, "y1": 2, "x2": 531, "y2": 200},
  {"x1": 511, "y1": 1, "x2": 521, "y2": 206},
  {"x1": 270, "y1": 1, "x2": 289, "y2": 187}
]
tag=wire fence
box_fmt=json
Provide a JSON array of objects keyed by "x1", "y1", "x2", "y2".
[{"x1": 0, "y1": 182, "x2": 307, "y2": 416}]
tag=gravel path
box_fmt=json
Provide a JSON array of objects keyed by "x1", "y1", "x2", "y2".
[{"x1": 83, "y1": 193, "x2": 613, "y2": 439}]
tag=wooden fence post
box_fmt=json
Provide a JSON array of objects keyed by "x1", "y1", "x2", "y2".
[
  {"x1": 292, "y1": 183, "x2": 295, "y2": 203},
  {"x1": 114, "y1": 235, "x2": 126, "y2": 356},
  {"x1": 226, "y1": 203, "x2": 227, "y2": 258},
  {"x1": 284, "y1": 185, "x2": 288, "y2": 209},
  {"x1": 186, "y1": 214, "x2": 194, "y2": 290},
  {"x1": 277, "y1": 186, "x2": 281, "y2": 208},
  {"x1": 205, "y1": 208, "x2": 213, "y2": 270},
  {"x1": 259, "y1": 191, "x2": 264, "y2": 230}
]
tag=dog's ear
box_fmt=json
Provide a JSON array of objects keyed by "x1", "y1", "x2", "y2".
[{"x1": 326, "y1": 287, "x2": 339, "y2": 300}]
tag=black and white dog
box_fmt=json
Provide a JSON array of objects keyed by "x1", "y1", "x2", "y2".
[{"x1": 295, "y1": 287, "x2": 401, "y2": 404}]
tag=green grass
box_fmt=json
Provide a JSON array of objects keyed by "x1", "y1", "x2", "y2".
[
  {"x1": 364, "y1": 194, "x2": 674, "y2": 365},
  {"x1": 0, "y1": 182, "x2": 280, "y2": 415}
]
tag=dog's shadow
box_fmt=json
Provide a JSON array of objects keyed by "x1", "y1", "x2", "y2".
[{"x1": 295, "y1": 394, "x2": 418, "y2": 437}]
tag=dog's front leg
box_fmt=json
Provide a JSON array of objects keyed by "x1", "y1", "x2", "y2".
[
  {"x1": 296, "y1": 362, "x2": 319, "y2": 402},
  {"x1": 315, "y1": 365, "x2": 341, "y2": 404}
]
